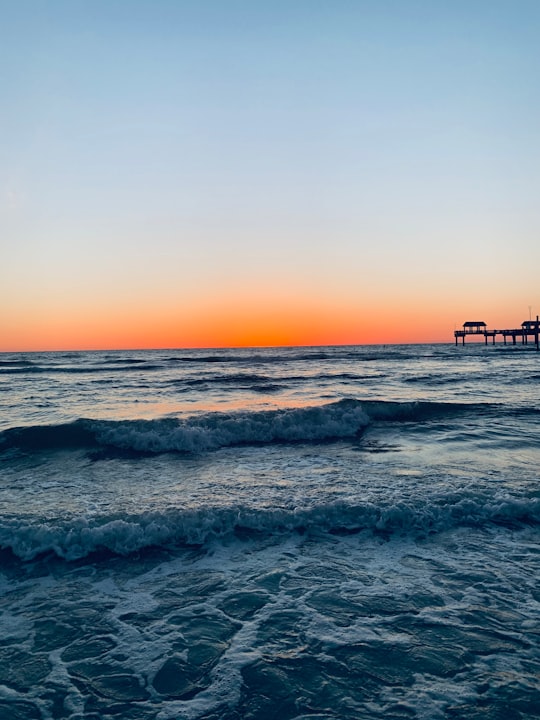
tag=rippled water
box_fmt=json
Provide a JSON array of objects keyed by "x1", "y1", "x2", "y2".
[{"x1": 1, "y1": 343, "x2": 539, "y2": 719}]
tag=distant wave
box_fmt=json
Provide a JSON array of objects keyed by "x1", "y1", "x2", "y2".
[
  {"x1": 160, "y1": 348, "x2": 418, "y2": 365},
  {"x1": 0, "y1": 399, "x2": 492, "y2": 456},
  {"x1": 157, "y1": 352, "x2": 336, "y2": 365},
  {"x1": 0, "y1": 359, "x2": 37, "y2": 367},
  {"x1": 0, "y1": 347, "x2": 433, "y2": 376},
  {"x1": 179, "y1": 373, "x2": 285, "y2": 393},
  {"x1": 169, "y1": 371, "x2": 378, "y2": 393},
  {"x1": 1, "y1": 491, "x2": 538, "y2": 561},
  {"x1": 403, "y1": 374, "x2": 461, "y2": 385},
  {"x1": 184, "y1": 372, "x2": 276, "y2": 385},
  {"x1": 0, "y1": 363, "x2": 164, "y2": 374}
]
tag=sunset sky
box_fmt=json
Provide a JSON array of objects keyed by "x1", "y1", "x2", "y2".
[{"x1": 2, "y1": 0, "x2": 540, "y2": 350}]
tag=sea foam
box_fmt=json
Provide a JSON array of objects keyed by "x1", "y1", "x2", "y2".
[
  {"x1": 1, "y1": 492, "x2": 538, "y2": 561},
  {"x1": 0, "y1": 399, "x2": 483, "y2": 456}
]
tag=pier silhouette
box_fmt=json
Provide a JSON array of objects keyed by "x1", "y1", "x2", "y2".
[{"x1": 454, "y1": 318, "x2": 540, "y2": 349}]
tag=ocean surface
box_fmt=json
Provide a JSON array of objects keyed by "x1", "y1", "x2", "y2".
[{"x1": 1, "y1": 343, "x2": 539, "y2": 720}]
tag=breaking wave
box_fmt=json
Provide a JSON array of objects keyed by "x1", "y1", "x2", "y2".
[
  {"x1": 0, "y1": 399, "x2": 486, "y2": 456},
  {"x1": 1, "y1": 492, "x2": 538, "y2": 561}
]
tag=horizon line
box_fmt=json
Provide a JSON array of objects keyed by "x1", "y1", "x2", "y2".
[{"x1": 0, "y1": 340, "x2": 452, "y2": 354}]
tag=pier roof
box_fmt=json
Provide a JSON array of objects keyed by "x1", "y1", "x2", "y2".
[
  {"x1": 463, "y1": 321, "x2": 486, "y2": 327},
  {"x1": 522, "y1": 320, "x2": 540, "y2": 328}
]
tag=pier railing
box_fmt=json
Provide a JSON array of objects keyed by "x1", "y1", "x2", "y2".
[{"x1": 454, "y1": 318, "x2": 540, "y2": 349}]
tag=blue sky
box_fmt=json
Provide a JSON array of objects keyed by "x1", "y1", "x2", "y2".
[{"x1": 2, "y1": 1, "x2": 540, "y2": 348}]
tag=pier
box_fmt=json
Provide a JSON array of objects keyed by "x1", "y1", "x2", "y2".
[{"x1": 454, "y1": 318, "x2": 540, "y2": 349}]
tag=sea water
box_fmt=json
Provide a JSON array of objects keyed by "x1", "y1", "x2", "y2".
[{"x1": 0, "y1": 344, "x2": 539, "y2": 720}]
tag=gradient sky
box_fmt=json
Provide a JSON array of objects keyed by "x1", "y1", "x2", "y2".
[{"x1": 2, "y1": 0, "x2": 540, "y2": 350}]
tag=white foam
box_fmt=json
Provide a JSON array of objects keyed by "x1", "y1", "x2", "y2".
[
  {"x1": 1, "y1": 488, "x2": 539, "y2": 561},
  {"x1": 93, "y1": 401, "x2": 372, "y2": 454}
]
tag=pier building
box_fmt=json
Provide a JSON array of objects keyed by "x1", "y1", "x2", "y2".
[{"x1": 454, "y1": 318, "x2": 540, "y2": 349}]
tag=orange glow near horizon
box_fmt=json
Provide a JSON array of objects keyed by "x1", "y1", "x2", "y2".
[
  {"x1": 0, "y1": 293, "x2": 495, "y2": 352},
  {"x1": 1, "y1": 266, "x2": 535, "y2": 353}
]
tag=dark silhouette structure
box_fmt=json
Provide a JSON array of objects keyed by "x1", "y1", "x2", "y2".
[
  {"x1": 455, "y1": 318, "x2": 540, "y2": 349},
  {"x1": 462, "y1": 321, "x2": 487, "y2": 333}
]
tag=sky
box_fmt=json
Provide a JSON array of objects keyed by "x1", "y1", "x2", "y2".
[{"x1": 1, "y1": 0, "x2": 540, "y2": 350}]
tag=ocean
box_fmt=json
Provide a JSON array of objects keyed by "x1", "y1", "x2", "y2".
[{"x1": 0, "y1": 343, "x2": 539, "y2": 720}]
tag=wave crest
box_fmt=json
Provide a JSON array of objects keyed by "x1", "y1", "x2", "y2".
[
  {"x1": 96, "y1": 401, "x2": 371, "y2": 453},
  {"x1": 0, "y1": 399, "x2": 489, "y2": 456},
  {"x1": 1, "y1": 493, "x2": 538, "y2": 561},
  {"x1": 1, "y1": 400, "x2": 373, "y2": 455}
]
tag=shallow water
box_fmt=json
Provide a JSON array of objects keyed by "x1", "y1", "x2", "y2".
[{"x1": 1, "y1": 343, "x2": 539, "y2": 719}]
